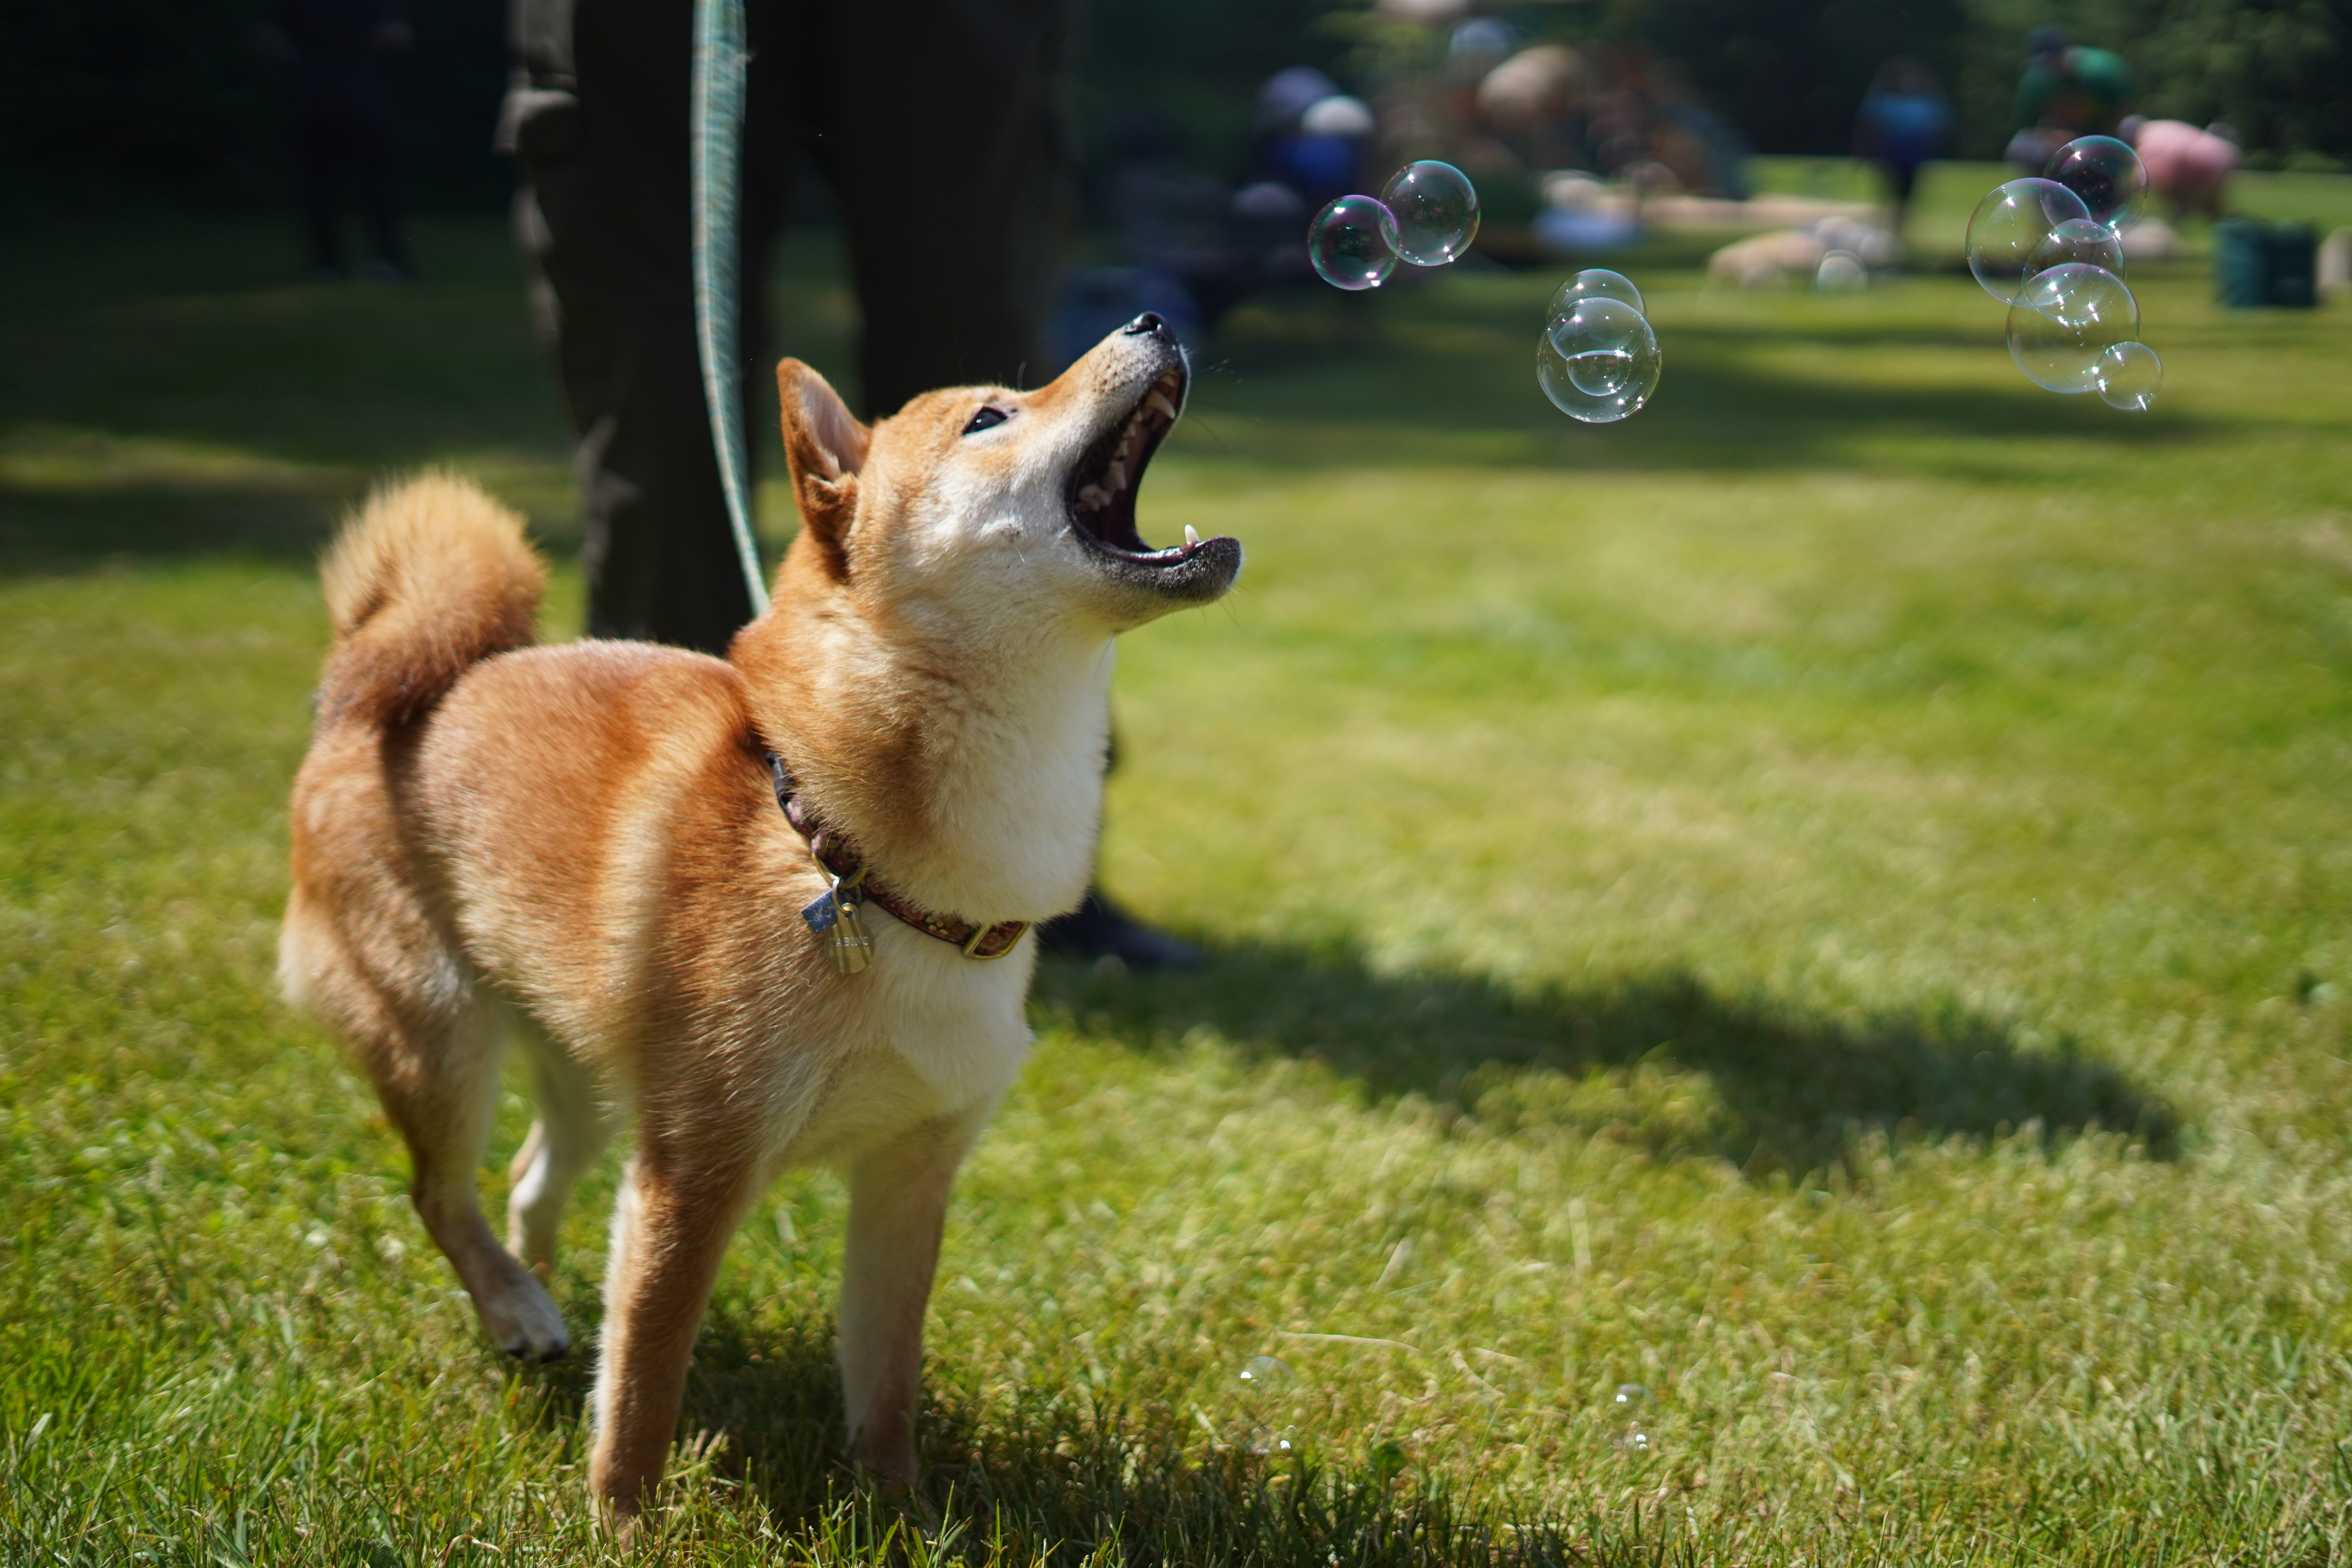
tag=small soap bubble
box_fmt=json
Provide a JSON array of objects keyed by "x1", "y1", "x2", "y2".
[
  {"x1": 1238, "y1": 1355, "x2": 1299, "y2": 1394},
  {"x1": 1548, "y1": 267, "x2": 1643, "y2": 318},
  {"x1": 1236, "y1": 1355, "x2": 1305, "y2": 1455},
  {"x1": 2006, "y1": 262, "x2": 2140, "y2": 394},
  {"x1": 2045, "y1": 135, "x2": 2149, "y2": 232},
  {"x1": 2094, "y1": 340, "x2": 2162, "y2": 411},
  {"x1": 1308, "y1": 195, "x2": 1400, "y2": 290},
  {"x1": 1379, "y1": 160, "x2": 1481, "y2": 266},
  {"x1": 1966, "y1": 177, "x2": 2091, "y2": 302},
  {"x1": 2027, "y1": 216, "x2": 2125, "y2": 279},
  {"x1": 1614, "y1": 1383, "x2": 1651, "y2": 1453},
  {"x1": 1539, "y1": 298, "x2": 1661, "y2": 425},
  {"x1": 1814, "y1": 249, "x2": 1868, "y2": 291}
]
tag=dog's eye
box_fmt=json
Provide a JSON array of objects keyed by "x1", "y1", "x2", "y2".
[{"x1": 962, "y1": 405, "x2": 1011, "y2": 435}]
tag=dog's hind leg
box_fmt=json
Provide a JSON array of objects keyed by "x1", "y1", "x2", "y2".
[
  {"x1": 381, "y1": 992, "x2": 573, "y2": 1362},
  {"x1": 504, "y1": 1016, "x2": 615, "y2": 1275},
  {"x1": 837, "y1": 1108, "x2": 989, "y2": 1483},
  {"x1": 291, "y1": 897, "x2": 572, "y2": 1363}
]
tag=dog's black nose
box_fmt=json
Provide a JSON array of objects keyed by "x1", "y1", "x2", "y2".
[{"x1": 1122, "y1": 312, "x2": 1176, "y2": 344}]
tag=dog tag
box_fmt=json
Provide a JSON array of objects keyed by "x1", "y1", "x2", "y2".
[{"x1": 801, "y1": 878, "x2": 874, "y2": 975}]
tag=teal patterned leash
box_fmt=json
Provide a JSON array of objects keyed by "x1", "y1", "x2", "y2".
[{"x1": 690, "y1": 0, "x2": 769, "y2": 616}]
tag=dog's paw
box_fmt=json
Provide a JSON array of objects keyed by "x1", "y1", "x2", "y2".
[{"x1": 477, "y1": 1272, "x2": 571, "y2": 1362}]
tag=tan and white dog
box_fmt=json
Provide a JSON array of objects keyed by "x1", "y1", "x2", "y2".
[{"x1": 279, "y1": 315, "x2": 1238, "y2": 1531}]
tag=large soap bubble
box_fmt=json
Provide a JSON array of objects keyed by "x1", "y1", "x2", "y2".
[
  {"x1": 2027, "y1": 216, "x2": 2125, "y2": 279},
  {"x1": 2045, "y1": 135, "x2": 2149, "y2": 232},
  {"x1": 2095, "y1": 341, "x2": 2162, "y2": 411},
  {"x1": 2006, "y1": 263, "x2": 2140, "y2": 394},
  {"x1": 1539, "y1": 297, "x2": 1661, "y2": 424},
  {"x1": 1378, "y1": 160, "x2": 1481, "y2": 265},
  {"x1": 1547, "y1": 268, "x2": 1643, "y2": 318},
  {"x1": 1307, "y1": 195, "x2": 1399, "y2": 291},
  {"x1": 1967, "y1": 177, "x2": 2092, "y2": 302}
]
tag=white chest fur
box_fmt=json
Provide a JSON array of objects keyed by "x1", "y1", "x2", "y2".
[{"x1": 773, "y1": 916, "x2": 1037, "y2": 1170}]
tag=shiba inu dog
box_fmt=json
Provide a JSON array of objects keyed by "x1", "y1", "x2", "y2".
[{"x1": 279, "y1": 314, "x2": 1238, "y2": 1532}]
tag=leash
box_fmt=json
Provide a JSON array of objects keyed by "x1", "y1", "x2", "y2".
[{"x1": 690, "y1": 0, "x2": 771, "y2": 617}]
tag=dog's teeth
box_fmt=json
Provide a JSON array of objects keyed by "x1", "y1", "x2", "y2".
[
  {"x1": 1105, "y1": 459, "x2": 1127, "y2": 491},
  {"x1": 1147, "y1": 390, "x2": 1178, "y2": 419},
  {"x1": 1078, "y1": 485, "x2": 1109, "y2": 509},
  {"x1": 1183, "y1": 524, "x2": 1200, "y2": 547}
]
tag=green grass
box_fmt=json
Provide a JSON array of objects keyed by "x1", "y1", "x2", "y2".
[{"x1": 6, "y1": 201, "x2": 2352, "y2": 1564}]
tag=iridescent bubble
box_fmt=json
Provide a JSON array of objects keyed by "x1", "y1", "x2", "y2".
[
  {"x1": 1379, "y1": 160, "x2": 1481, "y2": 266},
  {"x1": 1539, "y1": 298, "x2": 1661, "y2": 424},
  {"x1": 2094, "y1": 340, "x2": 2162, "y2": 411},
  {"x1": 1308, "y1": 195, "x2": 1400, "y2": 290},
  {"x1": 1815, "y1": 250, "x2": 1868, "y2": 291},
  {"x1": 1236, "y1": 1355, "x2": 1305, "y2": 1454},
  {"x1": 2006, "y1": 262, "x2": 2141, "y2": 394},
  {"x1": 1547, "y1": 267, "x2": 1643, "y2": 318},
  {"x1": 1238, "y1": 1355, "x2": 1298, "y2": 1393},
  {"x1": 1615, "y1": 1383, "x2": 1651, "y2": 1453},
  {"x1": 1967, "y1": 177, "x2": 2092, "y2": 302},
  {"x1": 2027, "y1": 216, "x2": 2125, "y2": 279},
  {"x1": 2045, "y1": 135, "x2": 2149, "y2": 232}
]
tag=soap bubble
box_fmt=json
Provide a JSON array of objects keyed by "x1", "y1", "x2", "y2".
[
  {"x1": 2006, "y1": 263, "x2": 2140, "y2": 394},
  {"x1": 1308, "y1": 196, "x2": 1399, "y2": 290},
  {"x1": 1815, "y1": 250, "x2": 1868, "y2": 291},
  {"x1": 1379, "y1": 160, "x2": 1481, "y2": 266},
  {"x1": 2045, "y1": 135, "x2": 2149, "y2": 232},
  {"x1": 2094, "y1": 340, "x2": 2162, "y2": 411},
  {"x1": 1615, "y1": 1383, "x2": 1651, "y2": 1453},
  {"x1": 1236, "y1": 1355, "x2": 1305, "y2": 1454},
  {"x1": 2027, "y1": 216, "x2": 2125, "y2": 279},
  {"x1": 1539, "y1": 298, "x2": 1661, "y2": 424},
  {"x1": 1548, "y1": 267, "x2": 1643, "y2": 318},
  {"x1": 1238, "y1": 1355, "x2": 1299, "y2": 1394},
  {"x1": 1967, "y1": 177, "x2": 2091, "y2": 302}
]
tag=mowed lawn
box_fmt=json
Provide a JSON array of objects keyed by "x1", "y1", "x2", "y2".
[{"x1": 5, "y1": 191, "x2": 2352, "y2": 1564}]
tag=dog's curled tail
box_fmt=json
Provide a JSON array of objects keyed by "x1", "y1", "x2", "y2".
[{"x1": 316, "y1": 472, "x2": 545, "y2": 728}]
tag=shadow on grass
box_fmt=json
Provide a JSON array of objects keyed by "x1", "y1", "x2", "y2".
[
  {"x1": 520, "y1": 1314, "x2": 1672, "y2": 1567},
  {"x1": 1033, "y1": 944, "x2": 2178, "y2": 1174},
  {"x1": 0, "y1": 475, "x2": 352, "y2": 572},
  {"x1": 0, "y1": 470, "x2": 583, "y2": 576}
]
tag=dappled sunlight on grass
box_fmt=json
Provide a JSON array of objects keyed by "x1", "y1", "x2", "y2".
[{"x1": 7, "y1": 205, "x2": 2352, "y2": 1561}]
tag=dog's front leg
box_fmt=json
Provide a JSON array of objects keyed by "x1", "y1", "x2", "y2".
[
  {"x1": 588, "y1": 1146, "x2": 759, "y2": 1538},
  {"x1": 838, "y1": 1108, "x2": 988, "y2": 1483}
]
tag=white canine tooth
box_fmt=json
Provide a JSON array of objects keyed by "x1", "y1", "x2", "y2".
[
  {"x1": 1147, "y1": 390, "x2": 1178, "y2": 419},
  {"x1": 1183, "y1": 524, "x2": 1200, "y2": 547},
  {"x1": 1105, "y1": 459, "x2": 1127, "y2": 490},
  {"x1": 1078, "y1": 485, "x2": 1109, "y2": 508}
]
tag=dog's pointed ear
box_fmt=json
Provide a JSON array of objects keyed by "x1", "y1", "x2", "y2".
[{"x1": 776, "y1": 359, "x2": 869, "y2": 570}]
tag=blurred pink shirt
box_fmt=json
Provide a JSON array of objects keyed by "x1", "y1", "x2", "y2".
[{"x1": 2133, "y1": 119, "x2": 2239, "y2": 205}]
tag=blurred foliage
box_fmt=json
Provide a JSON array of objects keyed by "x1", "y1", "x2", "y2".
[
  {"x1": 0, "y1": 0, "x2": 510, "y2": 210},
  {"x1": 0, "y1": 0, "x2": 2341, "y2": 211},
  {"x1": 1068, "y1": 0, "x2": 1350, "y2": 211}
]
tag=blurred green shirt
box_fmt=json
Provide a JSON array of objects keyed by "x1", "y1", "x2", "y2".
[{"x1": 2014, "y1": 46, "x2": 2135, "y2": 133}]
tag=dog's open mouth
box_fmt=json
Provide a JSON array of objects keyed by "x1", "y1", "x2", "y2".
[{"x1": 1067, "y1": 366, "x2": 1199, "y2": 565}]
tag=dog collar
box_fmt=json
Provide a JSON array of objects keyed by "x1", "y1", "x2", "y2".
[{"x1": 763, "y1": 750, "x2": 1031, "y2": 963}]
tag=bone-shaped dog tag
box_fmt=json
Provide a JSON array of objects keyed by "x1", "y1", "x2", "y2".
[{"x1": 800, "y1": 878, "x2": 874, "y2": 974}]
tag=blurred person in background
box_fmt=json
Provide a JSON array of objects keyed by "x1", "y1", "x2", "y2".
[
  {"x1": 1853, "y1": 56, "x2": 1950, "y2": 235},
  {"x1": 252, "y1": 0, "x2": 415, "y2": 281},
  {"x1": 497, "y1": 0, "x2": 1196, "y2": 968},
  {"x1": 2123, "y1": 114, "x2": 2241, "y2": 221},
  {"x1": 2008, "y1": 26, "x2": 2134, "y2": 172}
]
